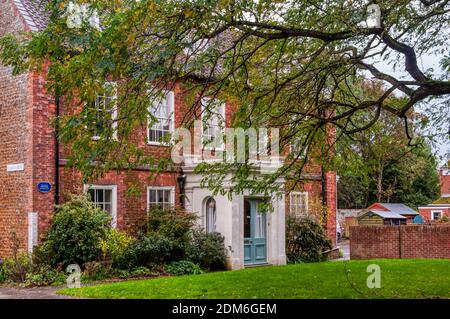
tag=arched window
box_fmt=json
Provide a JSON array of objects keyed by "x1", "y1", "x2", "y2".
[{"x1": 205, "y1": 197, "x2": 216, "y2": 233}]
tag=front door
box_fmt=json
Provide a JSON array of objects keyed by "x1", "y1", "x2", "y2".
[{"x1": 244, "y1": 199, "x2": 267, "y2": 265}]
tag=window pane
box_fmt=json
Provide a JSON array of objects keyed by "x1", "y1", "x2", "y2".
[
  {"x1": 206, "y1": 198, "x2": 216, "y2": 233},
  {"x1": 163, "y1": 190, "x2": 170, "y2": 203},
  {"x1": 104, "y1": 204, "x2": 112, "y2": 214},
  {"x1": 105, "y1": 189, "x2": 111, "y2": 203},
  {"x1": 244, "y1": 200, "x2": 251, "y2": 238},
  {"x1": 97, "y1": 189, "x2": 104, "y2": 203},
  {"x1": 88, "y1": 189, "x2": 95, "y2": 201},
  {"x1": 149, "y1": 190, "x2": 156, "y2": 203}
]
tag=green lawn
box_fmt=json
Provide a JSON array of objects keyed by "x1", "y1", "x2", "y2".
[{"x1": 58, "y1": 259, "x2": 450, "y2": 299}]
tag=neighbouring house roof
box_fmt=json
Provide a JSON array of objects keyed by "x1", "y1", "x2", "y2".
[
  {"x1": 359, "y1": 210, "x2": 407, "y2": 220},
  {"x1": 369, "y1": 203, "x2": 419, "y2": 216},
  {"x1": 418, "y1": 204, "x2": 450, "y2": 209},
  {"x1": 433, "y1": 197, "x2": 450, "y2": 204},
  {"x1": 12, "y1": 0, "x2": 50, "y2": 32}
]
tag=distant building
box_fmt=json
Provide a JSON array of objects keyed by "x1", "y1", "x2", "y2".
[
  {"x1": 358, "y1": 210, "x2": 407, "y2": 226},
  {"x1": 357, "y1": 203, "x2": 418, "y2": 226},
  {"x1": 418, "y1": 161, "x2": 450, "y2": 222}
]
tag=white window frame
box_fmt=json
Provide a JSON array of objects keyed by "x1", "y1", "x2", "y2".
[
  {"x1": 205, "y1": 197, "x2": 217, "y2": 233},
  {"x1": 83, "y1": 184, "x2": 118, "y2": 228},
  {"x1": 90, "y1": 81, "x2": 118, "y2": 141},
  {"x1": 290, "y1": 191, "x2": 309, "y2": 216},
  {"x1": 147, "y1": 186, "x2": 176, "y2": 211},
  {"x1": 201, "y1": 97, "x2": 225, "y2": 151},
  {"x1": 147, "y1": 90, "x2": 175, "y2": 146},
  {"x1": 431, "y1": 210, "x2": 443, "y2": 221}
]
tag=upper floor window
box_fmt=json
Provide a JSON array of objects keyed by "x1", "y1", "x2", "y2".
[
  {"x1": 290, "y1": 192, "x2": 308, "y2": 216},
  {"x1": 85, "y1": 184, "x2": 117, "y2": 228},
  {"x1": 147, "y1": 187, "x2": 175, "y2": 211},
  {"x1": 201, "y1": 98, "x2": 225, "y2": 150},
  {"x1": 88, "y1": 82, "x2": 117, "y2": 140},
  {"x1": 148, "y1": 91, "x2": 175, "y2": 145},
  {"x1": 205, "y1": 197, "x2": 217, "y2": 233}
]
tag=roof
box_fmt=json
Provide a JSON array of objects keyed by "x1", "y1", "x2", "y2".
[
  {"x1": 376, "y1": 203, "x2": 419, "y2": 216},
  {"x1": 360, "y1": 210, "x2": 407, "y2": 220},
  {"x1": 12, "y1": 0, "x2": 50, "y2": 31},
  {"x1": 418, "y1": 204, "x2": 450, "y2": 209}
]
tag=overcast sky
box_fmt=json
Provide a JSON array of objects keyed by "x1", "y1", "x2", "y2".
[{"x1": 372, "y1": 53, "x2": 450, "y2": 165}]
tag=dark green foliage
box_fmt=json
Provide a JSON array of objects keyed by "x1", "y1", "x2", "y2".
[
  {"x1": 166, "y1": 261, "x2": 203, "y2": 276},
  {"x1": 38, "y1": 195, "x2": 111, "y2": 267},
  {"x1": 24, "y1": 265, "x2": 65, "y2": 287},
  {"x1": 286, "y1": 216, "x2": 332, "y2": 263},
  {"x1": 186, "y1": 229, "x2": 227, "y2": 271},
  {"x1": 147, "y1": 207, "x2": 197, "y2": 243},
  {"x1": 114, "y1": 234, "x2": 173, "y2": 270}
]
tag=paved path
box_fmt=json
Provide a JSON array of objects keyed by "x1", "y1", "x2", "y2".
[
  {"x1": 0, "y1": 286, "x2": 75, "y2": 299},
  {"x1": 336, "y1": 239, "x2": 350, "y2": 261}
]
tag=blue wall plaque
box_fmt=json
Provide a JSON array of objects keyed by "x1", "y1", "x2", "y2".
[{"x1": 37, "y1": 182, "x2": 52, "y2": 193}]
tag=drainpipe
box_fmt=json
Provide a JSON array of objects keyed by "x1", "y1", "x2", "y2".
[
  {"x1": 177, "y1": 171, "x2": 186, "y2": 208},
  {"x1": 54, "y1": 96, "x2": 60, "y2": 207}
]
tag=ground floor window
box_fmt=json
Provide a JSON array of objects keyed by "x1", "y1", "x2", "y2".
[
  {"x1": 148, "y1": 187, "x2": 175, "y2": 211},
  {"x1": 290, "y1": 192, "x2": 309, "y2": 216},
  {"x1": 84, "y1": 185, "x2": 117, "y2": 227},
  {"x1": 205, "y1": 197, "x2": 217, "y2": 233},
  {"x1": 432, "y1": 211, "x2": 442, "y2": 220}
]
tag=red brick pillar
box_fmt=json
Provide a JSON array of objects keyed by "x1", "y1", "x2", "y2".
[{"x1": 325, "y1": 171, "x2": 337, "y2": 246}]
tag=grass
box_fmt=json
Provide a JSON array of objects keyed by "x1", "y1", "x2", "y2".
[{"x1": 58, "y1": 259, "x2": 450, "y2": 299}]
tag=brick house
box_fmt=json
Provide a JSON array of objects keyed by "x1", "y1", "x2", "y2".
[
  {"x1": 0, "y1": 0, "x2": 337, "y2": 269},
  {"x1": 418, "y1": 162, "x2": 450, "y2": 222}
]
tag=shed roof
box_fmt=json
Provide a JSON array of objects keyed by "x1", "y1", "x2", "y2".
[{"x1": 360, "y1": 210, "x2": 407, "y2": 220}]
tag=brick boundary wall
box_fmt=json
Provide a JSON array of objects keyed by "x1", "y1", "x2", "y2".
[{"x1": 350, "y1": 225, "x2": 450, "y2": 259}]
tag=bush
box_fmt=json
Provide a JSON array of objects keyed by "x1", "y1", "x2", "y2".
[
  {"x1": 166, "y1": 261, "x2": 203, "y2": 276},
  {"x1": 286, "y1": 216, "x2": 332, "y2": 263},
  {"x1": 147, "y1": 207, "x2": 196, "y2": 244},
  {"x1": 39, "y1": 195, "x2": 111, "y2": 267},
  {"x1": 24, "y1": 265, "x2": 65, "y2": 287},
  {"x1": 82, "y1": 261, "x2": 111, "y2": 282},
  {"x1": 99, "y1": 229, "x2": 133, "y2": 266},
  {"x1": 0, "y1": 259, "x2": 9, "y2": 283},
  {"x1": 186, "y1": 229, "x2": 227, "y2": 271},
  {"x1": 114, "y1": 234, "x2": 173, "y2": 269},
  {"x1": 1, "y1": 253, "x2": 32, "y2": 283}
]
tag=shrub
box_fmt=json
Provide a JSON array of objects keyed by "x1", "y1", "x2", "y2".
[
  {"x1": 166, "y1": 261, "x2": 203, "y2": 276},
  {"x1": 99, "y1": 229, "x2": 133, "y2": 266},
  {"x1": 82, "y1": 261, "x2": 111, "y2": 282},
  {"x1": 145, "y1": 207, "x2": 198, "y2": 261},
  {"x1": 439, "y1": 215, "x2": 449, "y2": 223},
  {"x1": 40, "y1": 195, "x2": 111, "y2": 267},
  {"x1": 186, "y1": 229, "x2": 227, "y2": 271},
  {"x1": 0, "y1": 259, "x2": 9, "y2": 283},
  {"x1": 146, "y1": 207, "x2": 197, "y2": 244},
  {"x1": 115, "y1": 234, "x2": 173, "y2": 269},
  {"x1": 286, "y1": 216, "x2": 332, "y2": 263},
  {"x1": 24, "y1": 265, "x2": 65, "y2": 287}
]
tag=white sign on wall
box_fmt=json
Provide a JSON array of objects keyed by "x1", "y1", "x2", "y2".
[{"x1": 7, "y1": 163, "x2": 24, "y2": 172}]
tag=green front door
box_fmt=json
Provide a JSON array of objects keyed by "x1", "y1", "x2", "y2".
[{"x1": 244, "y1": 199, "x2": 267, "y2": 265}]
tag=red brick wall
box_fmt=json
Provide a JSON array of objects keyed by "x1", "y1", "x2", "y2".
[
  {"x1": 59, "y1": 167, "x2": 179, "y2": 235},
  {"x1": 418, "y1": 207, "x2": 450, "y2": 221},
  {"x1": 0, "y1": 0, "x2": 33, "y2": 256},
  {"x1": 350, "y1": 225, "x2": 450, "y2": 259}
]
